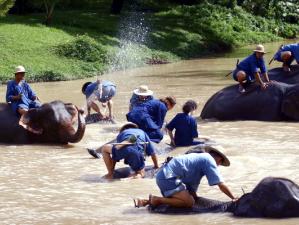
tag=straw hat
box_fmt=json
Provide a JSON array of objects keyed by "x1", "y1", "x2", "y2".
[
  {"x1": 133, "y1": 85, "x2": 153, "y2": 96},
  {"x1": 253, "y1": 44, "x2": 266, "y2": 54},
  {"x1": 204, "y1": 145, "x2": 230, "y2": 167},
  {"x1": 119, "y1": 122, "x2": 139, "y2": 133},
  {"x1": 15, "y1": 65, "x2": 26, "y2": 74}
]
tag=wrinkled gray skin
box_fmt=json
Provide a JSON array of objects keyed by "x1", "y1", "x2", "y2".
[
  {"x1": 201, "y1": 65, "x2": 299, "y2": 121},
  {"x1": 149, "y1": 177, "x2": 299, "y2": 218},
  {"x1": 201, "y1": 82, "x2": 299, "y2": 121},
  {"x1": 0, "y1": 100, "x2": 86, "y2": 144},
  {"x1": 268, "y1": 65, "x2": 299, "y2": 84}
]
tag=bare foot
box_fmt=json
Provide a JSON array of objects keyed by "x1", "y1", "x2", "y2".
[
  {"x1": 134, "y1": 198, "x2": 149, "y2": 208},
  {"x1": 103, "y1": 173, "x2": 114, "y2": 180}
]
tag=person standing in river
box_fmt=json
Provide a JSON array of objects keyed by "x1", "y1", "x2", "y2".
[
  {"x1": 82, "y1": 80, "x2": 116, "y2": 120},
  {"x1": 272, "y1": 43, "x2": 299, "y2": 72},
  {"x1": 232, "y1": 44, "x2": 270, "y2": 93},
  {"x1": 134, "y1": 146, "x2": 237, "y2": 208}
]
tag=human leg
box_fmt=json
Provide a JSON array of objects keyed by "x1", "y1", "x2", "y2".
[{"x1": 101, "y1": 144, "x2": 116, "y2": 179}]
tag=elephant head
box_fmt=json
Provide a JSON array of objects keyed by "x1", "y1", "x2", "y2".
[
  {"x1": 19, "y1": 100, "x2": 86, "y2": 143},
  {"x1": 281, "y1": 84, "x2": 299, "y2": 120}
]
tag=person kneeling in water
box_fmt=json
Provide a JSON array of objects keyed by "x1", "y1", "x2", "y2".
[
  {"x1": 134, "y1": 146, "x2": 237, "y2": 208},
  {"x1": 101, "y1": 123, "x2": 159, "y2": 180},
  {"x1": 166, "y1": 100, "x2": 204, "y2": 147}
]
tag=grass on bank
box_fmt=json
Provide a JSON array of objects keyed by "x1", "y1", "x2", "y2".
[{"x1": 0, "y1": 3, "x2": 298, "y2": 84}]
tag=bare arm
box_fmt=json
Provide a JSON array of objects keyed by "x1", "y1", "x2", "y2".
[
  {"x1": 254, "y1": 72, "x2": 266, "y2": 89},
  {"x1": 263, "y1": 72, "x2": 270, "y2": 82},
  {"x1": 151, "y1": 154, "x2": 159, "y2": 169},
  {"x1": 218, "y1": 182, "x2": 236, "y2": 200},
  {"x1": 108, "y1": 100, "x2": 113, "y2": 118},
  {"x1": 167, "y1": 128, "x2": 175, "y2": 147}
]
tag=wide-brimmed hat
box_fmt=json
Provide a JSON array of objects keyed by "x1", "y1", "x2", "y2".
[
  {"x1": 133, "y1": 85, "x2": 153, "y2": 96},
  {"x1": 119, "y1": 122, "x2": 139, "y2": 133},
  {"x1": 204, "y1": 145, "x2": 230, "y2": 167},
  {"x1": 15, "y1": 65, "x2": 26, "y2": 74},
  {"x1": 253, "y1": 44, "x2": 266, "y2": 54}
]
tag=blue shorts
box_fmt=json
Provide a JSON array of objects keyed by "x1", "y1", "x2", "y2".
[
  {"x1": 112, "y1": 146, "x2": 145, "y2": 172},
  {"x1": 18, "y1": 101, "x2": 41, "y2": 110},
  {"x1": 156, "y1": 169, "x2": 186, "y2": 197}
]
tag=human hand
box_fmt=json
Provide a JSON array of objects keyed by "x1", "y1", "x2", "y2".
[
  {"x1": 261, "y1": 83, "x2": 268, "y2": 90},
  {"x1": 170, "y1": 140, "x2": 176, "y2": 147}
]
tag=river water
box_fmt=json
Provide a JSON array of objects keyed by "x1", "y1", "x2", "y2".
[{"x1": 0, "y1": 41, "x2": 298, "y2": 225}]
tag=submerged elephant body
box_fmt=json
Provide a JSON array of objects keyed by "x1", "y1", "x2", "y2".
[
  {"x1": 0, "y1": 101, "x2": 85, "y2": 144},
  {"x1": 200, "y1": 82, "x2": 299, "y2": 121},
  {"x1": 149, "y1": 177, "x2": 299, "y2": 218}
]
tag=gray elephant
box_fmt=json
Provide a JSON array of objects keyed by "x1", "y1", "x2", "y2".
[
  {"x1": 0, "y1": 100, "x2": 85, "y2": 144},
  {"x1": 149, "y1": 177, "x2": 299, "y2": 218},
  {"x1": 200, "y1": 81, "x2": 299, "y2": 121},
  {"x1": 268, "y1": 64, "x2": 299, "y2": 84}
]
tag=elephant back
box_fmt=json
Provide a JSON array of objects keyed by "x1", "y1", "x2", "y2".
[{"x1": 233, "y1": 177, "x2": 299, "y2": 218}]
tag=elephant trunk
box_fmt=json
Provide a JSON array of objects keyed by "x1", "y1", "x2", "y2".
[{"x1": 67, "y1": 109, "x2": 86, "y2": 143}]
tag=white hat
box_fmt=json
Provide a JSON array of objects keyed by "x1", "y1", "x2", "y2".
[
  {"x1": 15, "y1": 65, "x2": 26, "y2": 74},
  {"x1": 253, "y1": 44, "x2": 266, "y2": 54},
  {"x1": 133, "y1": 85, "x2": 153, "y2": 96}
]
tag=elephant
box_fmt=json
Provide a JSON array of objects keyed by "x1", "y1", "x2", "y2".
[
  {"x1": 0, "y1": 100, "x2": 86, "y2": 144},
  {"x1": 149, "y1": 177, "x2": 299, "y2": 218},
  {"x1": 268, "y1": 64, "x2": 299, "y2": 84},
  {"x1": 200, "y1": 81, "x2": 299, "y2": 121}
]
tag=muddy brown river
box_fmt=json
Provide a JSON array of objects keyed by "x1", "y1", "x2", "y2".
[{"x1": 0, "y1": 41, "x2": 299, "y2": 224}]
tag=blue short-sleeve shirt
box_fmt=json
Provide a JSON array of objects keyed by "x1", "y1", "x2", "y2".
[
  {"x1": 237, "y1": 54, "x2": 267, "y2": 81},
  {"x1": 6, "y1": 80, "x2": 39, "y2": 112},
  {"x1": 116, "y1": 128, "x2": 156, "y2": 156},
  {"x1": 84, "y1": 80, "x2": 116, "y2": 103},
  {"x1": 161, "y1": 153, "x2": 223, "y2": 193},
  {"x1": 166, "y1": 113, "x2": 198, "y2": 147},
  {"x1": 144, "y1": 99, "x2": 167, "y2": 129},
  {"x1": 274, "y1": 43, "x2": 299, "y2": 64}
]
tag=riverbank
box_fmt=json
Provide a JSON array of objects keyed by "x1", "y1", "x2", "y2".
[{"x1": 0, "y1": 3, "x2": 298, "y2": 84}]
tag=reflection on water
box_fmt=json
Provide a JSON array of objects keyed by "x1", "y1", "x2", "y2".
[{"x1": 0, "y1": 41, "x2": 299, "y2": 224}]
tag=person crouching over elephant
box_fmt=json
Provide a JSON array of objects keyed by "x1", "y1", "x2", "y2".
[
  {"x1": 129, "y1": 85, "x2": 154, "y2": 111},
  {"x1": 134, "y1": 146, "x2": 237, "y2": 208},
  {"x1": 82, "y1": 80, "x2": 116, "y2": 120},
  {"x1": 127, "y1": 96, "x2": 176, "y2": 143},
  {"x1": 101, "y1": 123, "x2": 159, "y2": 180},
  {"x1": 233, "y1": 45, "x2": 270, "y2": 93},
  {"x1": 6, "y1": 66, "x2": 41, "y2": 120},
  {"x1": 273, "y1": 43, "x2": 299, "y2": 72},
  {"x1": 166, "y1": 100, "x2": 203, "y2": 147}
]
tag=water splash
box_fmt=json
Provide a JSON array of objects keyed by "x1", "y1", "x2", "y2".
[{"x1": 107, "y1": 10, "x2": 151, "y2": 72}]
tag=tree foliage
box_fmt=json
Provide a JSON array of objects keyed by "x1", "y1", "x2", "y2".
[
  {"x1": 30, "y1": 0, "x2": 69, "y2": 25},
  {"x1": 0, "y1": 0, "x2": 15, "y2": 16}
]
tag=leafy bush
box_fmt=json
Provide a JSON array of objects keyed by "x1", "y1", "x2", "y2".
[{"x1": 55, "y1": 34, "x2": 107, "y2": 63}]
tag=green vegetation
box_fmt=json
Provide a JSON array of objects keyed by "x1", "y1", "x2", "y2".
[{"x1": 0, "y1": 0, "x2": 298, "y2": 83}]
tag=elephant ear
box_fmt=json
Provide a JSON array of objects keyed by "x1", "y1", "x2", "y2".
[
  {"x1": 19, "y1": 108, "x2": 44, "y2": 135},
  {"x1": 281, "y1": 86, "x2": 299, "y2": 121}
]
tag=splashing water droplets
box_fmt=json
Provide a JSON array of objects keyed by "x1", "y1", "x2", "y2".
[{"x1": 107, "y1": 11, "x2": 150, "y2": 72}]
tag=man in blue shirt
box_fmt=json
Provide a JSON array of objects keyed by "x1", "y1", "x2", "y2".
[
  {"x1": 134, "y1": 146, "x2": 237, "y2": 208},
  {"x1": 232, "y1": 45, "x2": 270, "y2": 93},
  {"x1": 127, "y1": 97, "x2": 176, "y2": 143},
  {"x1": 100, "y1": 123, "x2": 159, "y2": 180},
  {"x1": 273, "y1": 43, "x2": 299, "y2": 72},
  {"x1": 6, "y1": 66, "x2": 41, "y2": 116},
  {"x1": 129, "y1": 85, "x2": 154, "y2": 111},
  {"x1": 166, "y1": 100, "x2": 201, "y2": 147},
  {"x1": 82, "y1": 80, "x2": 116, "y2": 119}
]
